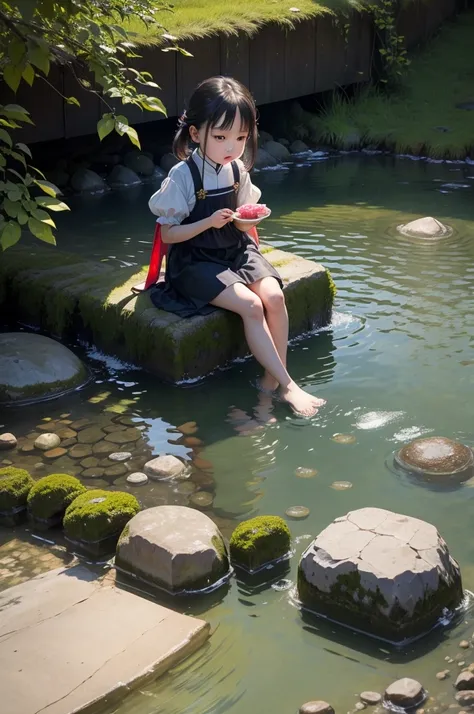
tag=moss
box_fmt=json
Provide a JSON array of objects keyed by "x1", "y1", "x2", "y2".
[
  {"x1": 229, "y1": 515, "x2": 291, "y2": 571},
  {"x1": 64, "y1": 489, "x2": 140, "y2": 543},
  {"x1": 27, "y1": 474, "x2": 86, "y2": 520},
  {"x1": 0, "y1": 467, "x2": 34, "y2": 512}
]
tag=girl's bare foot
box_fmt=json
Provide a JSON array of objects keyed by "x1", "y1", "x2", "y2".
[
  {"x1": 280, "y1": 382, "x2": 326, "y2": 417},
  {"x1": 257, "y1": 373, "x2": 278, "y2": 393}
]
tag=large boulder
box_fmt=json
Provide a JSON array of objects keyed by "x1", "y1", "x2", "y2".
[
  {"x1": 262, "y1": 140, "x2": 291, "y2": 162},
  {"x1": 123, "y1": 151, "x2": 155, "y2": 177},
  {"x1": 254, "y1": 149, "x2": 278, "y2": 170},
  {"x1": 116, "y1": 505, "x2": 230, "y2": 593},
  {"x1": 397, "y1": 217, "x2": 452, "y2": 240},
  {"x1": 297, "y1": 507, "x2": 463, "y2": 642},
  {"x1": 160, "y1": 153, "x2": 179, "y2": 173},
  {"x1": 107, "y1": 164, "x2": 142, "y2": 189},
  {"x1": 0, "y1": 333, "x2": 88, "y2": 405},
  {"x1": 70, "y1": 167, "x2": 107, "y2": 193}
]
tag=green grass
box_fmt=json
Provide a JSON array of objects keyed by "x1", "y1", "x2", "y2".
[
  {"x1": 127, "y1": 0, "x2": 364, "y2": 44},
  {"x1": 309, "y1": 11, "x2": 474, "y2": 159}
]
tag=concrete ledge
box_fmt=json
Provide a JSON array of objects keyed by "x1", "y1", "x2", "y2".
[
  {"x1": 0, "y1": 565, "x2": 210, "y2": 714},
  {"x1": 0, "y1": 245, "x2": 335, "y2": 382}
]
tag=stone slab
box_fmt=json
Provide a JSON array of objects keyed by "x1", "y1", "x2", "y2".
[
  {"x1": 0, "y1": 244, "x2": 334, "y2": 382},
  {"x1": 0, "y1": 565, "x2": 210, "y2": 714}
]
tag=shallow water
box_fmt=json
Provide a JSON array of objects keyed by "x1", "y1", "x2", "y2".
[{"x1": 3, "y1": 153, "x2": 474, "y2": 713}]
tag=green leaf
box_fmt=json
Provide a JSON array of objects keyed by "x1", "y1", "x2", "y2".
[
  {"x1": 34, "y1": 179, "x2": 60, "y2": 197},
  {"x1": 28, "y1": 217, "x2": 56, "y2": 244},
  {"x1": 140, "y1": 96, "x2": 167, "y2": 115},
  {"x1": 17, "y1": 208, "x2": 28, "y2": 225},
  {"x1": 9, "y1": 151, "x2": 27, "y2": 168},
  {"x1": 28, "y1": 43, "x2": 50, "y2": 76},
  {"x1": 66, "y1": 96, "x2": 81, "y2": 107},
  {"x1": 3, "y1": 198, "x2": 19, "y2": 218},
  {"x1": 22, "y1": 63, "x2": 35, "y2": 86},
  {"x1": 0, "y1": 129, "x2": 13, "y2": 147},
  {"x1": 115, "y1": 121, "x2": 140, "y2": 149},
  {"x1": 2, "y1": 105, "x2": 34, "y2": 125},
  {"x1": 16, "y1": 143, "x2": 32, "y2": 159},
  {"x1": 97, "y1": 115, "x2": 115, "y2": 141},
  {"x1": 4, "y1": 64, "x2": 23, "y2": 93},
  {"x1": 32, "y1": 208, "x2": 56, "y2": 227},
  {"x1": 36, "y1": 196, "x2": 70, "y2": 211},
  {"x1": 0, "y1": 221, "x2": 21, "y2": 250},
  {"x1": 8, "y1": 39, "x2": 26, "y2": 65}
]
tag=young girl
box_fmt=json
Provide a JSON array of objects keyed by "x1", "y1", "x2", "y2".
[{"x1": 147, "y1": 76, "x2": 326, "y2": 417}]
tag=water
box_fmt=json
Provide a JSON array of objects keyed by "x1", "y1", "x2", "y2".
[{"x1": 3, "y1": 153, "x2": 474, "y2": 712}]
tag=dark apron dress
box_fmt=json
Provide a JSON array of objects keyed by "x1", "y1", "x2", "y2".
[{"x1": 149, "y1": 156, "x2": 282, "y2": 318}]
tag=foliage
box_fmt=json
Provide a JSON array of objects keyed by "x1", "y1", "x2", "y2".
[
  {"x1": 63, "y1": 488, "x2": 140, "y2": 542},
  {"x1": 0, "y1": 466, "x2": 34, "y2": 511},
  {"x1": 0, "y1": 0, "x2": 175, "y2": 251},
  {"x1": 366, "y1": 0, "x2": 410, "y2": 86},
  {"x1": 27, "y1": 473, "x2": 86, "y2": 519}
]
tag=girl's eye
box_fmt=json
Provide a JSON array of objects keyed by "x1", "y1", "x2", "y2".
[
  {"x1": 213, "y1": 135, "x2": 225, "y2": 141},
  {"x1": 237, "y1": 136, "x2": 248, "y2": 142}
]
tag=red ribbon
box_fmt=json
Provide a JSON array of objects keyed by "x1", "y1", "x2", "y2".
[{"x1": 143, "y1": 222, "x2": 259, "y2": 291}]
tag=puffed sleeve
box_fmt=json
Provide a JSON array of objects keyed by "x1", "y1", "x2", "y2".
[
  {"x1": 148, "y1": 163, "x2": 193, "y2": 225},
  {"x1": 236, "y1": 160, "x2": 262, "y2": 207}
]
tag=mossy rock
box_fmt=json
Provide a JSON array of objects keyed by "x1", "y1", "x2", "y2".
[
  {"x1": 27, "y1": 474, "x2": 86, "y2": 521},
  {"x1": 229, "y1": 515, "x2": 291, "y2": 572},
  {"x1": 63, "y1": 489, "x2": 140, "y2": 543},
  {"x1": 0, "y1": 466, "x2": 34, "y2": 512}
]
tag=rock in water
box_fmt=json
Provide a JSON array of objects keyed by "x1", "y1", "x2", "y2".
[
  {"x1": 115, "y1": 505, "x2": 230, "y2": 592},
  {"x1": 0, "y1": 433, "x2": 17, "y2": 450},
  {"x1": 144, "y1": 455, "x2": 187, "y2": 481},
  {"x1": 397, "y1": 217, "x2": 452, "y2": 240},
  {"x1": 360, "y1": 692, "x2": 382, "y2": 706},
  {"x1": 290, "y1": 140, "x2": 309, "y2": 154},
  {"x1": 123, "y1": 151, "x2": 155, "y2": 176},
  {"x1": 384, "y1": 679, "x2": 426, "y2": 709},
  {"x1": 254, "y1": 149, "x2": 278, "y2": 169},
  {"x1": 299, "y1": 702, "x2": 335, "y2": 714},
  {"x1": 107, "y1": 165, "x2": 141, "y2": 189},
  {"x1": 262, "y1": 140, "x2": 291, "y2": 162},
  {"x1": 0, "y1": 333, "x2": 88, "y2": 405},
  {"x1": 297, "y1": 507, "x2": 463, "y2": 642},
  {"x1": 395, "y1": 436, "x2": 473, "y2": 483},
  {"x1": 455, "y1": 672, "x2": 474, "y2": 690},
  {"x1": 71, "y1": 168, "x2": 107, "y2": 193},
  {"x1": 34, "y1": 433, "x2": 61, "y2": 451}
]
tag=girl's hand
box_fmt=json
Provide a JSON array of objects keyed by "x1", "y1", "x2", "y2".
[{"x1": 209, "y1": 208, "x2": 234, "y2": 229}]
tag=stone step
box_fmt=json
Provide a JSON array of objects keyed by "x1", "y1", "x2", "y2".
[
  {"x1": 0, "y1": 245, "x2": 335, "y2": 382},
  {"x1": 0, "y1": 565, "x2": 209, "y2": 714}
]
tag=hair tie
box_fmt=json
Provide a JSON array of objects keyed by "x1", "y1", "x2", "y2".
[{"x1": 178, "y1": 111, "x2": 187, "y2": 128}]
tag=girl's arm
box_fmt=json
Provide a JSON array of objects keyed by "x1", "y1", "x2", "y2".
[
  {"x1": 233, "y1": 161, "x2": 261, "y2": 233},
  {"x1": 162, "y1": 209, "x2": 234, "y2": 244}
]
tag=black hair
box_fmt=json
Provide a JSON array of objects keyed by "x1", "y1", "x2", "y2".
[{"x1": 172, "y1": 76, "x2": 258, "y2": 171}]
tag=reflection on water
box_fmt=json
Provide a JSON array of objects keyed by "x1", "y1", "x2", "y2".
[{"x1": 3, "y1": 154, "x2": 474, "y2": 712}]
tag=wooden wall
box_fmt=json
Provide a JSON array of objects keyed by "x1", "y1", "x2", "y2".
[{"x1": 1, "y1": 0, "x2": 457, "y2": 145}]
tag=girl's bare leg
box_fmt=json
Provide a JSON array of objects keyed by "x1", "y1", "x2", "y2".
[
  {"x1": 248, "y1": 277, "x2": 288, "y2": 392},
  {"x1": 211, "y1": 283, "x2": 323, "y2": 417}
]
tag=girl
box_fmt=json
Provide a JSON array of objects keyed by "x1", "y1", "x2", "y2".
[{"x1": 147, "y1": 76, "x2": 326, "y2": 417}]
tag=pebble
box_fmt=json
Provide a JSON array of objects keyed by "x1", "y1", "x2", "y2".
[
  {"x1": 44, "y1": 447, "x2": 67, "y2": 459},
  {"x1": 177, "y1": 421, "x2": 198, "y2": 435},
  {"x1": 56, "y1": 427, "x2": 77, "y2": 440},
  {"x1": 108, "y1": 452, "x2": 132, "y2": 462},
  {"x1": 70, "y1": 418, "x2": 93, "y2": 431},
  {"x1": 104, "y1": 424, "x2": 127, "y2": 433},
  {"x1": 92, "y1": 441, "x2": 115, "y2": 455},
  {"x1": 104, "y1": 428, "x2": 141, "y2": 444},
  {"x1": 1, "y1": 459, "x2": 12, "y2": 465},
  {"x1": 145, "y1": 455, "x2": 187, "y2": 481},
  {"x1": 82, "y1": 467, "x2": 105, "y2": 479},
  {"x1": 104, "y1": 464, "x2": 127, "y2": 478},
  {"x1": 60, "y1": 438, "x2": 77, "y2": 448},
  {"x1": 77, "y1": 426, "x2": 106, "y2": 444},
  {"x1": 355, "y1": 704, "x2": 366, "y2": 711},
  {"x1": 34, "y1": 463, "x2": 46, "y2": 471},
  {"x1": 285, "y1": 505, "x2": 310, "y2": 519},
  {"x1": 184, "y1": 436, "x2": 203, "y2": 447},
  {"x1": 331, "y1": 433, "x2": 357, "y2": 445},
  {"x1": 0, "y1": 433, "x2": 17, "y2": 450},
  {"x1": 458, "y1": 662, "x2": 466, "y2": 668},
  {"x1": 299, "y1": 702, "x2": 335, "y2": 714},
  {"x1": 126, "y1": 472, "x2": 148, "y2": 485},
  {"x1": 295, "y1": 467, "x2": 318, "y2": 478},
  {"x1": 436, "y1": 671, "x2": 449, "y2": 681},
  {"x1": 37, "y1": 422, "x2": 56, "y2": 432},
  {"x1": 70, "y1": 444, "x2": 93, "y2": 459},
  {"x1": 460, "y1": 641, "x2": 470, "y2": 649},
  {"x1": 189, "y1": 491, "x2": 214, "y2": 509},
  {"x1": 34, "y1": 433, "x2": 61, "y2": 451},
  {"x1": 331, "y1": 481, "x2": 353, "y2": 490},
  {"x1": 360, "y1": 693, "x2": 382, "y2": 706},
  {"x1": 20, "y1": 443, "x2": 36, "y2": 453},
  {"x1": 175, "y1": 481, "x2": 196, "y2": 495},
  {"x1": 193, "y1": 456, "x2": 214, "y2": 471},
  {"x1": 80, "y1": 457, "x2": 100, "y2": 469}
]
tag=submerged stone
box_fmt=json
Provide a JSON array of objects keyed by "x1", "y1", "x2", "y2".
[
  {"x1": 397, "y1": 217, "x2": 452, "y2": 240},
  {"x1": 0, "y1": 333, "x2": 88, "y2": 405},
  {"x1": 229, "y1": 515, "x2": 291, "y2": 572},
  {"x1": 395, "y1": 436, "x2": 473, "y2": 482},
  {"x1": 189, "y1": 491, "x2": 214, "y2": 509},
  {"x1": 299, "y1": 702, "x2": 335, "y2": 714},
  {"x1": 115, "y1": 505, "x2": 230, "y2": 593},
  {"x1": 285, "y1": 505, "x2": 310, "y2": 519},
  {"x1": 127, "y1": 472, "x2": 148, "y2": 485},
  {"x1": 297, "y1": 507, "x2": 463, "y2": 642}
]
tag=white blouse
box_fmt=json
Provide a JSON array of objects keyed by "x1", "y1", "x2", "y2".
[{"x1": 148, "y1": 149, "x2": 261, "y2": 226}]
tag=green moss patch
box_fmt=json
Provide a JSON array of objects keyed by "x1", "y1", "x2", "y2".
[
  {"x1": 27, "y1": 474, "x2": 86, "y2": 520},
  {"x1": 229, "y1": 515, "x2": 291, "y2": 571},
  {"x1": 64, "y1": 489, "x2": 140, "y2": 543},
  {"x1": 0, "y1": 467, "x2": 34, "y2": 513}
]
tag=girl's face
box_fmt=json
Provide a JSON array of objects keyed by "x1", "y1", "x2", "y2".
[{"x1": 190, "y1": 108, "x2": 249, "y2": 165}]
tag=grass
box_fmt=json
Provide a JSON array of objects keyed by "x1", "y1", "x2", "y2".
[
  {"x1": 127, "y1": 0, "x2": 364, "y2": 44},
  {"x1": 309, "y1": 11, "x2": 474, "y2": 159}
]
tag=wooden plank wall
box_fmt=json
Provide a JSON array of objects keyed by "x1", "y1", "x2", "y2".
[{"x1": 1, "y1": 3, "x2": 457, "y2": 144}]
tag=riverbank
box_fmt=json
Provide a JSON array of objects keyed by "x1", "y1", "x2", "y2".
[{"x1": 301, "y1": 11, "x2": 474, "y2": 159}]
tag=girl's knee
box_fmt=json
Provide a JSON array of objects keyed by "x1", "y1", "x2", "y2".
[
  {"x1": 241, "y1": 294, "x2": 264, "y2": 320},
  {"x1": 263, "y1": 288, "x2": 285, "y2": 312}
]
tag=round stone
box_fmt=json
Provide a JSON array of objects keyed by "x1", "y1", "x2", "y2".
[
  {"x1": 184, "y1": 436, "x2": 203, "y2": 447},
  {"x1": 455, "y1": 672, "x2": 474, "y2": 690},
  {"x1": 360, "y1": 693, "x2": 382, "y2": 706},
  {"x1": 175, "y1": 481, "x2": 196, "y2": 495},
  {"x1": 34, "y1": 433, "x2": 60, "y2": 451},
  {"x1": 104, "y1": 464, "x2": 127, "y2": 478},
  {"x1": 20, "y1": 443, "x2": 35, "y2": 453},
  {"x1": 384, "y1": 679, "x2": 425, "y2": 710},
  {"x1": 80, "y1": 457, "x2": 100, "y2": 469},
  {"x1": 56, "y1": 427, "x2": 77, "y2": 440},
  {"x1": 460, "y1": 640, "x2": 470, "y2": 649},
  {"x1": 82, "y1": 467, "x2": 105, "y2": 479},
  {"x1": 193, "y1": 457, "x2": 213, "y2": 472},
  {"x1": 127, "y1": 472, "x2": 148, "y2": 485},
  {"x1": 331, "y1": 481, "x2": 353, "y2": 490},
  {"x1": 108, "y1": 452, "x2": 132, "y2": 462},
  {"x1": 299, "y1": 702, "x2": 335, "y2": 714},
  {"x1": 397, "y1": 217, "x2": 452, "y2": 240},
  {"x1": 189, "y1": 491, "x2": 214, "y2": 509},
  {"x1": 44, "y1": 447, "x2": 67, "y2": 460},
  {"x1": 355, "y1": 704, "x2": 366, "y2": 711},
  {"x1": 285, "y1": 505, "x2": 310, "y2": 519},
  {"x1": 295, "y1": 467, "x2": 318, "y2": 478},
  {"x1": 92, "y1": 441, "x2": 115, "y2": 456},
  {"x1": 144, "y1": 454, "x2": 187, "y2": 481},
  {"x1": 395, "y1": 437, "x2": 473, "y2": 479},
  {"x1": 455, "y1": 693, "x2": 474, "y2": 707},
  {"x1": 104, "y1": 428, "x2": 141, "y2": 444},
  {"x1": 69, "y1": 444, "x2": 93, "y2": 459},
  {"x1": 77, "y1": 426, "x2": 106, "y2": 444},
  {"x1": 331, "y1": 433, "x2": 357, "y2": 444},
  {"x1": 436, "y1": 671, "x2": 449, "y2": 681},
  {"x1": 34, "y1": 462, "x2": 46, "y2": 471},
  {"x1": 0, "y1": 332, "x2": 88, "y2": 404},
  {"x1": 70, "y1": 418, "x2": 93, "y2": 431},
  {"x1": 0, "y1": 433, "x2": 17, "y2": 450},
  {"x1": 298, "y1": 508, "x2": 463, "y2": 643}
]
